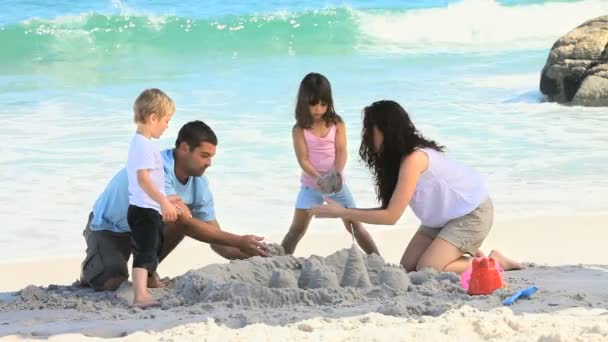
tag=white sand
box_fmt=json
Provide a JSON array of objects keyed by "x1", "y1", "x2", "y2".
[{"x1": 1, "y1": 215, "x2": 607, "y2": 341}]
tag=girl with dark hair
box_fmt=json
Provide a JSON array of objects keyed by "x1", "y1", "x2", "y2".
[
  {"x1": 281, "y1": 73, "x2": 379, "y2": 255},
  {"x1": 312, "y1": 100, "x2": 523, "y2": 274}
]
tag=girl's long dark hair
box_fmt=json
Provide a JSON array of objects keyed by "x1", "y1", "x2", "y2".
[
  {"x1": 359, "y1": 100, "x2": 445, "y2": 208},
  {"x1": 295, "y1": 73, "x2": 342, "y2": 128}
]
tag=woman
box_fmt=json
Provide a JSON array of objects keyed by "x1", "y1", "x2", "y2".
[{"x1": 311, "y1": 100, "x2": 523, "y2": 273}]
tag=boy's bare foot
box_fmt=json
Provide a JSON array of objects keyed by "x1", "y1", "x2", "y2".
[
  {"x1": 489, "y1": 250, "x2": 525, "y2": 271},
  {"x1": 147, "y1": 272, "x2": 168, "y2": 288},
  {"x1": 132, "y1": 298, "x2": 160, "y2": 309},
  {"x1": 474, "y1": 250, "x2": 486, "y2": 258}
]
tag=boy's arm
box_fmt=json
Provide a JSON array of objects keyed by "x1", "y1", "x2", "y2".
[
  {"x1": 293, "y1": 126, "x2": 321, "y2": 179},
  {"x1": 137, "y1": 169, "x2": 177, "y2": 221},
  {"x1": 334, "y1": 121, "x2": 347, "y2": 173},
  {"x1": 137, "y1": 169, "x2": 170, "y2": 206}
]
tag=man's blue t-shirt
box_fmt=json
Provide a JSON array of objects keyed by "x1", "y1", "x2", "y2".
[{"x1": 90, "y1": 149, "x2": 216, "y2": 233}]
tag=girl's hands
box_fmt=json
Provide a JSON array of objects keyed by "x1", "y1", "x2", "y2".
[{"x1": 316, "y1": 170, "x2": 342, "y2": 194}]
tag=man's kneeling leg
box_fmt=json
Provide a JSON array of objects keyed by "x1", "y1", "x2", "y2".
[{"x1": 80, "y1": 214, "x2": 132, "y2": 291}]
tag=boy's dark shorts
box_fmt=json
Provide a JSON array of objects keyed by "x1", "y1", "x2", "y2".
[
  {"x1": 80, "y1": 213, "x2": 131, "y2": 291},
  {"x1": 127, "y1": 205, "x2": 164, "y2": 274}
]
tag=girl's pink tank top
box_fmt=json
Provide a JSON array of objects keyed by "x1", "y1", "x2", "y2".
[{"x1": 301, "y1": 125, "x2": 338, "y2": 187}]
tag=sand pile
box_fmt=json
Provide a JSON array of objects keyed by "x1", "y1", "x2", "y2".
[
  {"x1": 171, "y1": 245, "x2": 420, "y2": 309},
  {"x1": 1, "y1": 245, "x2": 606, "y2": 337},
  {"x1": 0, "y1": 246, "x2": 466, "y2": 326}
]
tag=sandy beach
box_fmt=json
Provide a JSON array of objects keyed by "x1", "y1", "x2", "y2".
[
  {"x1": 1, "y1": 214, "x2": 607, "y2": 341},
  {"x1": 3, "y1": 0, "x2": 608, "y2": 341}
]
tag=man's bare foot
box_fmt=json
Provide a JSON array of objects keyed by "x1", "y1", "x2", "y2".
[
  {"x1": 489, "y1": 250, "x2": 525, "y2": 271},
  {"x1": 147, "y1": 272, "x2": 168, "y2": 288},
  {"x1": 132, "y1": 297, "x2": 159, "y2": 309}
]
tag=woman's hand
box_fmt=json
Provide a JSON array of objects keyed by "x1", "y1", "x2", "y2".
[{"x1": 310, "y1": 197, "x2": 346, "y2": 218}]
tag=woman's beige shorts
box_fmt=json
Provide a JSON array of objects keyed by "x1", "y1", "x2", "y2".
[{"x1": 418, "y1": 198, "x2": 493, "y2": 255}]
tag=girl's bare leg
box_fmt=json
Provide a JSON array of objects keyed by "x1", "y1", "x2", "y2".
[
  {"x1": 281, "y1": 209, "x2": 313, "y2": 255},
  {"x1": 343, "y1": 220, "x2": 380, "y2": 255}
]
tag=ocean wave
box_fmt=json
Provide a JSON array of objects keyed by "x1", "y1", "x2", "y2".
[
  {"x1": 354, "y1": 0, "x2": 608, "y2": 53},
  {"x1": 0, "y1": 0, "x2": 606, "y2": 67},
  {"x1": 0, "y1": 9, "x2": 358, "y2": 67}
]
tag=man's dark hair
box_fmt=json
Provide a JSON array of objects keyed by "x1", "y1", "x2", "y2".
[{"x1": 175, "y1": 120, "x2": 218, "y2": 150}]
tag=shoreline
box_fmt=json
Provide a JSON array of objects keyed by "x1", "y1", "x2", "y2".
[{"x1": 3, "y1": 208, "x2": 606, "y2": 264}]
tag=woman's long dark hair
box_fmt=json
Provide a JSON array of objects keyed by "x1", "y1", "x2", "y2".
[
  {"x1": 359, "y1": 100, "x2": 445, "y2": 208},
  {"x1": 295, "y1": 73, "x2": 342, "y2": 128}
]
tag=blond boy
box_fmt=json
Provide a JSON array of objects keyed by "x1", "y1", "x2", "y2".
[{"x1": 126, "y1": 88, "x2": 177, "y2": 308}]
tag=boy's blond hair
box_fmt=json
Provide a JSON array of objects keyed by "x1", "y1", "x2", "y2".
[{"x1": 133, "y1": 88, "x2": 175, "y2": 123}]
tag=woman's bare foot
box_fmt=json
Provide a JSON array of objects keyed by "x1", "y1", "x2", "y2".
[
  {"x1": 147, "y1": 272, "x2": 168, "y2": 288},
  {"x1": 489, "y1": 250, "x2": 525, "y2": 271},
  {"x1": 474, "y1": 250, "x2": 486, "y2": 258}
]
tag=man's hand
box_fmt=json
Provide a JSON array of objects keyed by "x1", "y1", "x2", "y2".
[
  {"x1": 237, "y1": 235, "x2": 269, "y2": 257},
  {"x1": 167, "y1": 195, "x2": 183, "y2": 204},
  {"x1": 174, "y1": 200, "x2": 193, "y2": 220}
]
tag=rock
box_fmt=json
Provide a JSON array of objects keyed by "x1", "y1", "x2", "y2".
[
  {"x1": 265, "y1": 243, "x2": 285, "y2": 257},
  {"x1": 19, "y1": 286, "x2": 48, "y2": 301},
  {"x1": 540, "y1": 16, "x2": 608, "y2": 106},
  {"x1": 317, "y1": 170, "x2": 342, "y2": 194}
]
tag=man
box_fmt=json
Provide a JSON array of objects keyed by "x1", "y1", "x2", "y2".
[{"x1": 80, "y1": 120, "x2": 268, "y2": 291}]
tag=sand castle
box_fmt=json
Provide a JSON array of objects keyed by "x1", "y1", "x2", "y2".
[{"x1": 2, "y1": 244, "x2": 607, "y2": 337}]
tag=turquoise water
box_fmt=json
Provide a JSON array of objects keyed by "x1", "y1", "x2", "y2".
[{"x1": 1, "y1": 0, "x2": 608, "y2": 261}]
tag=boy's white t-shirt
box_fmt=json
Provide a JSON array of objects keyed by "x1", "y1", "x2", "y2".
[{"x1": 126, "y1": 133, "x2": 165, "y2": 213}]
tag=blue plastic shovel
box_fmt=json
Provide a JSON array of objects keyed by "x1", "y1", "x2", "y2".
[{"x1": 503, "y1": 286, "x2": 538, "y2": 305}]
